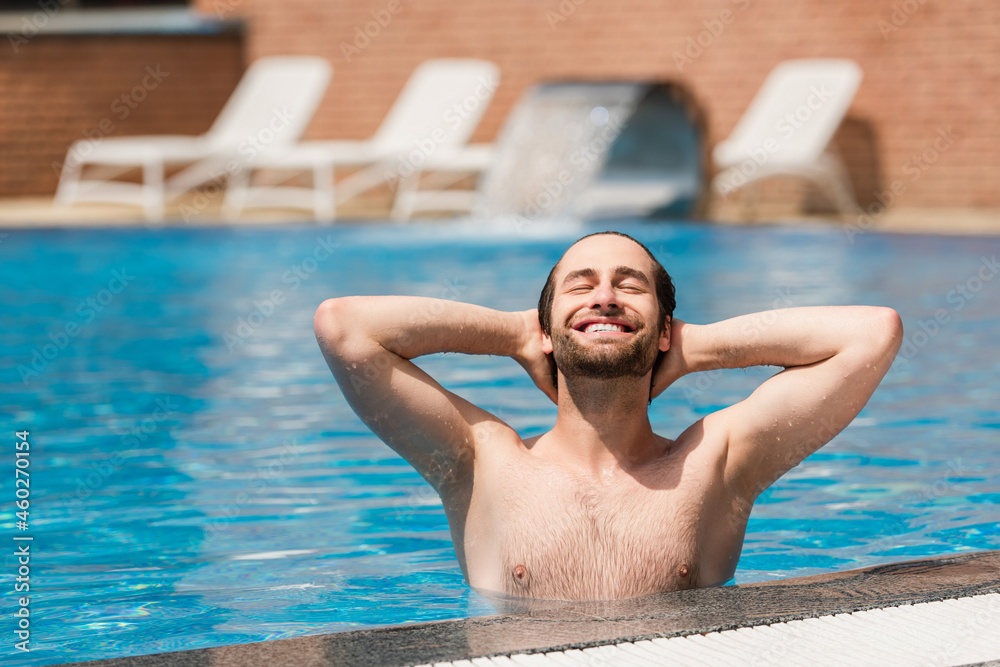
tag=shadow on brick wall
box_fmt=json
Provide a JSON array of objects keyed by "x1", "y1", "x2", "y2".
[{"x1": 834, "y1": 116, "x2": 881, "y2": 212}]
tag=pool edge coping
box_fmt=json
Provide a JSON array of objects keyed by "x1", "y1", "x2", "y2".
[{"x1": 54, "y1": 549, "x2": 1000, "y2": 667}]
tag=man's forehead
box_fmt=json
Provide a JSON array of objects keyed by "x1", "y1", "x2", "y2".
[{"x1": 556, "y1": 235, "x2": 654, "y2": 278}]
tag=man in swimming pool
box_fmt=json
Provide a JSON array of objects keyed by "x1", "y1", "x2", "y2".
[{"x1": 313, "y1": 231, "x2": 903, "y2": 601}]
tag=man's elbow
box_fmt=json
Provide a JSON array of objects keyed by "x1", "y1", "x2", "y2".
[
  {"x1": 868, "y1": 306, "x2": 904, "y2": 361},
  {"x1": 314, "y1": 297, "x2": 364, "y2": 352}
]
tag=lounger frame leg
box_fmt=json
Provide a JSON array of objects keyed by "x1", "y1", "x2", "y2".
[
  {"x1": 223, "y1": 166, "x2": 251, "y2": 220},
  {"x1": 391, "y1": 171, "x2": 420, "y2": 221},
  {"x1": 54, "y1": 155, "x2": 82, "y2": 207},
  {"x1": 142, "y1": 159, "x2": 165, "y2": 222},
  {"x1": 314, "y1": 162, "x2": 335, "y2": 224}
]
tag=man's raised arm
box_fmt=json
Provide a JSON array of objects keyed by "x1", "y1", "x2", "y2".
[
  {"x1": 313, "y1": 297, "x2": 554, "y2": 491},
  {"x1": 654, "y1": 306, "x2": 903, "y2": 502}
]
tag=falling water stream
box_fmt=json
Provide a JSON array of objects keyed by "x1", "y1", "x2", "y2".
[{"x1": 475, "y1": 82, "x2": 645, "y2": 222}]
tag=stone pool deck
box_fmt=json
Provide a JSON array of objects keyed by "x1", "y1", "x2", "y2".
[
  {"x1": 59, "y1": 550, "x2": 1000, "y2": 667},
  {"x1": 0, "y1": 196, "x2": 998, "y2": 236}
]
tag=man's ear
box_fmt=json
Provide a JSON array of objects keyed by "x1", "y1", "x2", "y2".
[
  {"x1": 658, "y1": 317, "x2": 672, "y2": 352},
  {"x1": 541, "y1": 332, "x2": 553, "y2": 354}
]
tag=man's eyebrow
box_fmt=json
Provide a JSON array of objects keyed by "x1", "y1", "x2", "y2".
[
  {"x1": 560, "y1": 267, "x2": 597, "y2": 285},
  {"x1": 613, "y1": 266, "x2": 651, "y2": 285},
  {"x1": 560, "y1": 266, "x2": 650, "y2": 286}
]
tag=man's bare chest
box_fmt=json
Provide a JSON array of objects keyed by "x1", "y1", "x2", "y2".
[{"x1": 464, "y1": 456, "x2": 712, "y2": 600}]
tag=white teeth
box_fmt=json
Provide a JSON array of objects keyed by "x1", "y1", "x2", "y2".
[{"x1": 583, "y1": 322, "x2": 625, "y2": 333}]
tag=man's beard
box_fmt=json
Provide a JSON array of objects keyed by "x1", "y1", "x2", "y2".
[{"x1": 550, "y1": 315, "x2": 661, "y2": 380}]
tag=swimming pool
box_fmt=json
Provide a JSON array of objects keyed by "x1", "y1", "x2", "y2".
[{"x1": 1, "y1": 220, "x2": 997, "y2": 666}]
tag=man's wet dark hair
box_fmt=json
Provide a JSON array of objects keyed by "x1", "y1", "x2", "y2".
[{"x1": 537, "y1": 231, "x2": 676, "y2": 335}]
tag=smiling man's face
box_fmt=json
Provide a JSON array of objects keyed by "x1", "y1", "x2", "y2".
[{"x1": 542, "y1": 234, "x2": 670, "y2": 381}]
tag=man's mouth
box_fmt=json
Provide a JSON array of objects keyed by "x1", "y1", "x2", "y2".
[{"x1": 572, "y1": 318, "x2": 635, "y2": 335}]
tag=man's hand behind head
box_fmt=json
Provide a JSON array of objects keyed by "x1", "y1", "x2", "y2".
[
  {"x1": 513, "y1": 309, "x2": 558, "y2": 404},
  {"x1": 651, "y1": 317, "x2": 691, "y2": 400}
]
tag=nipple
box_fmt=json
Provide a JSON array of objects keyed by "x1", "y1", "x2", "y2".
[
  {"x1": 512, "y1": 564, "x2": 530, "y2": 587},
  {"x1": 678, "y1": 563, "x2": 690, "y2": 578}
]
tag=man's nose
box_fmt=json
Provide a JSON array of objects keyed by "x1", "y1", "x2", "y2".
[{"x1": 589, "y1": 282, "x2": 619, "y2": 310}]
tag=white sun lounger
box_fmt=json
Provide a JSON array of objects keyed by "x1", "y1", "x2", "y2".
[
  {"x1": 224, "y1": 58, "x2": 500, "y2": 222},
  {"x1": 711, "y1": 59, "x2": 863, "y2": 215},
  {"x1": 54, "y1": 56, "x2": 332, "y2": 221}
]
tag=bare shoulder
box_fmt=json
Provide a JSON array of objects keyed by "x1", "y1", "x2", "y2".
[
  {"x1": 471, "y1": 423, "x2": 539, "y2": 482},
  {"x1": 669, "y1": 411, "x2": 731, "y2": 469}
]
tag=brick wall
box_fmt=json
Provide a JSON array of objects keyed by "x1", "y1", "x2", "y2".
[
  {"x1": 4, "y1": 1, "x2": 997, "y2": 210},
  {"x1": 0, "y1": 34, "x2": 243, "y2": 196},
  {"x1": 192, "y1": 0, "x2": 999, "y2": 211}
]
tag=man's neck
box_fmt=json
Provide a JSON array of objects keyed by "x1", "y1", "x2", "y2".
[{"x1": 537, "y1": 373, "x2": 663, "y2": 476}]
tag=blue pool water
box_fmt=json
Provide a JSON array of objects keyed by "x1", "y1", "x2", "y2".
[{"x1": 1, "y1": 221, "x2": 998, "y2": 666}]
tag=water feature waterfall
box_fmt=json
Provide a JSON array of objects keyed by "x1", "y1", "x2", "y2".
[{"x1": 475, "y1": 81, "x2": 707, "y2": 227}]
